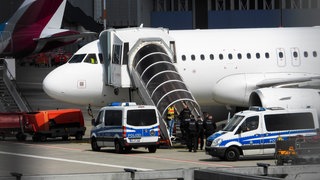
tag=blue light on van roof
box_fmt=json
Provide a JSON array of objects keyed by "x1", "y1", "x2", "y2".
[
  {"x1": 249, "y1": 106, "x2": 266, "y2": 111},
  {"x1": 109, "y1": 102, "x2": 137, "y2": 106},
  {"x1": 110, "y1": 102, "x2": 122, "y2": 106}
]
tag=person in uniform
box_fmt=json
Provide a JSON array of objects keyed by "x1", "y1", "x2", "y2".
[
  {"x1": 178, "y1": 102, "x2": 191, "y2": 142},
  {"x1": 203, "y1": 114, "x2": 217, "y2": 139},
  {"x1": 196, "y1": 116, "x2": 204, "y2": 150},
  {"x1": 185, "y1": 115, "x2": 198, "y2": 152}
]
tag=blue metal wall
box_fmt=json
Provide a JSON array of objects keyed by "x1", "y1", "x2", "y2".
[
  {"x1": 151, "y1": 10, "x2": 320, "y2": 29},
  {"x1": 151, "y1": 12, "x2": 193, "y2": 30}
]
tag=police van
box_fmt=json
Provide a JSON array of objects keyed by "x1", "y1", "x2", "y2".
[
  {"x1": 90, "y1": 102, "x2": 160, "y2": 153},
  {"x1": 205, "y1": 107, "x2": 319, "y2": 161}
]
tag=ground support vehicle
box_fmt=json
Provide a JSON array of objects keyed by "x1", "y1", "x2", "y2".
[
  {"x1": 26, "y1": 109, "x2": 86, "y2": 142},
  {"x1": 0, "y1": 113, "x2": 28, "y2": 141},
  {"x1": 90, "y1": 102, "x2": 160, "y2": 153},
  {"x1": 275, "y1": 133, "x2": 320, "y2": 165}
]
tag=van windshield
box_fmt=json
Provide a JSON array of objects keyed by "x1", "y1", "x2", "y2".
[
  {"x1": 223, "y1": 115, "x2": 244, "y2": 132},
  {"x1": 127, "y1": 109, "x2": 157, "y2": 126}
]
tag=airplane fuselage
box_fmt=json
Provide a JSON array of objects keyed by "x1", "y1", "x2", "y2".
[{"x1": 43, "y1": 26, "x2": 320, "y2": 112}]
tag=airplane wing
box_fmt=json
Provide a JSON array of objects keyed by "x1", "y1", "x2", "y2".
[{"x1": 256, "y1": 75, "x2": 320, "y2": 88}]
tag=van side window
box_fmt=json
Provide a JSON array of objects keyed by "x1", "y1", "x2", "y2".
[
  {"x1": 264, "y1": 113, "x2": 314, "y2": 131},
  {"x1": 95, "y1": 111, "x2": 104, "y2": 125},
  {"x1": 240, "y1": 116, "x2": 259, "y2": 132},
  {"x1": 105, "y1": 110, "x2": 122, "y2": 126}
]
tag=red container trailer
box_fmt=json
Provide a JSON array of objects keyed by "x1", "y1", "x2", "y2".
[{"x1": 0, "y1": 112, "x2": 28, "y2": 141}]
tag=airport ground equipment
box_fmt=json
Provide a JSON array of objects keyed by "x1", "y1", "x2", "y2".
[
  {"x1": 0, "y1": 109, "x2": 86, "y2": 141},
  {"x1": 26, "y1": 109, "x2": 86, "y2": 142},
  {"x1": 0, "y1": 112, "x2": 27, "y2": 141},
  {"x1": 275, "y1": 132, "x2": 320, "y2": 165}
]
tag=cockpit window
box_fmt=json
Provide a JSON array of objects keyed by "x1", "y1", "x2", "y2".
[
  {"x1": 99, "y1": 53, "x2": 103, "y2": 64},
  {"x1": 83, "y1": 54, "x2": 98, "y2": 64},
  {"x1": 68, "y1": 54, "x2": 86, "y2": 63}
]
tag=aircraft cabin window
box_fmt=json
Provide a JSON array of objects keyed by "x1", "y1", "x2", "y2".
[
  {"x1": 304, "y1": 51, "x2": 308, "y2": 58},
  {"x1": 265, "y1": 52, "x2": 270, "y2": 59},
  {"x1": 219, "y1": 54, "x2": 224, "y2": 60},
  {"x1": 191, "y1": 55, "x2": 195, "y2": 61},
  {"x1": 99, "y1": 53, "x2": 103, "y2": 63},
  {"x1": 228, "y1": 54, "x2": 233, "y2": 60},
  {"x1": 247, "y1": 53, "x2": 251, "y2": 59},
  {"x1": 313, "y1": 51, "x2": 317, "y2": 58},
  {"x1": 209, "y1": 54, "x2": 214, "y2": 60},
  {"x1": 256, "y1": 53, "x2": 260, "y2": 59},
  {"x1": 279, "y1": 52, "x2": 284, "y2": 59},
  {"x1": 200, "y1": 54, "x2": 205, "y2": 60},
  {"x1": 83, "y1": 54, "x2": 98, "y2": 64},
  {"x1": 182, "y1": 55, "x2": 186, "y2": 61},
  {"x1": 237, "y1": 53, "x2": 242, "y2": 59},
  {"x1": 293, "y1": 51, "x2": 298, "y2": 58},
  {"x1": 68, "y1": 54, "x2": 86, "y2": 63}
]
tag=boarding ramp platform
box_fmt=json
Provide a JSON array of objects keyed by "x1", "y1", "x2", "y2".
[{"x1": 129, "y1": 39, "x2": 201, "y2": 143}]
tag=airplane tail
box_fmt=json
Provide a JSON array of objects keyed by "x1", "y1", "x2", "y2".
[{"x1": 1, "y1": 0, "x2": 95, "y2": 57}]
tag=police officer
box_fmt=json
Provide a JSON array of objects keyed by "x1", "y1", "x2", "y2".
[
  {"x1": 185, "y1": 115, "x2": 198, "y2": 152},
  {"x1": 178, "y1": 103, "x2": 191, "y2": 142},
  {"x1": 203, "y1": 115, "x2": 217, "y2": 139},
  {"x1": 196, "y1": 116, "x2": 204, "y2": 150}
]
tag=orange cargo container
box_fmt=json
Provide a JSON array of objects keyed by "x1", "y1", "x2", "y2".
[{"x1": 25, "y1": 109, "x2": 86, "y2": 142}]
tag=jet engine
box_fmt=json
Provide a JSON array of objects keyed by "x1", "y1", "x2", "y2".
[{"x1": 249, "y1": 88, "x2": 320, "y2": 119}]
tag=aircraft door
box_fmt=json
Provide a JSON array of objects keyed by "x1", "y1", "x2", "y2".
[
  {"x1": 110, "y1": 44, "x2": 122, "y2": 86},
  {"x1": 276, "y1": 48, "x2": 286, "y2": 67},
  {"x1": 290, "y1": 47, "x2": 301, "y2": 67}
]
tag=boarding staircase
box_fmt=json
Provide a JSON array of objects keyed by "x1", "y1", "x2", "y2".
[
  {"x1": 0, "y1": 59, "x2": 31, "y2": 112},
  {"x1": 128, "y1": 41, "x2": 201, "y2": 142}
]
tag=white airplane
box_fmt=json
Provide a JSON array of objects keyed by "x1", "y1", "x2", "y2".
[{"x1": 43, "y1": 26, "x2": 320, "y2": 120}]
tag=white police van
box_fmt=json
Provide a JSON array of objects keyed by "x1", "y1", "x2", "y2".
[
  {"x1": 90, "y1": 102, "x2": 160, "y2": 153},
  {"x1": 205, "y1": 107, "x2": 319, "y2": 161}
]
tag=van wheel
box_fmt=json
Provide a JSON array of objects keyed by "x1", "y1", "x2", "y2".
[
  {"x1": 75, "y1": 132, "x2": 83, "y2": 140},
  {"x1": 91, "y1": 137, "x2": 101, "y2": 151},
  {"x1": 125, "y1": 147, "x2": 132, "y2": 153},
  {"x1": 225, "y1": 147, "x2": 239, "y2": 161},
  {"x1": 148, "y1": 145, "x2": 157, "y2": 153},
  {"x1": 115, "y1": 141, "x2": 124, "y2": 154}
]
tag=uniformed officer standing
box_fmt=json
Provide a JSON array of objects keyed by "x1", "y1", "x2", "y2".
[
  {"x1": 185, "y1": 115, "x2": 198, "y2": 152},
  {"x1": 203, "y1": 115, "x2": 217, "y2": 139},
  {"x1": 196, "y1": 116, "x2": 204, "y2": 150},
  {"x1": 178, "y1": 103, "x2": 191, "y2": 142}
]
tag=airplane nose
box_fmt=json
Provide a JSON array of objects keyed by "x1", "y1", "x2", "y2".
[{"x1": 42, "y1": 66, "x2": 67, "y2": 100}]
